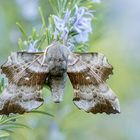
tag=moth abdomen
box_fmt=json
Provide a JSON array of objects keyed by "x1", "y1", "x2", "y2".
[{"x1": 47, "y1": 73, "x2": 66, "y2": 103}]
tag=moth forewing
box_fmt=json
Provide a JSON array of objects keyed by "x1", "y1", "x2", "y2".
[
  {"x1": 67, "y1": 52, "x2": 120, "y2": 114},
  {"x1": 0, "y1": 52, "x2": 48, "y2": 115}
]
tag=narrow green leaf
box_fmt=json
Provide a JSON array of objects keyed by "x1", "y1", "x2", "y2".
[
  {"x1": 30, "y1": 110, "x2": 54, "y2": 117},
  {"x1": 32, "y1": 27, "x2": 37, "y2": 40},
  {"x1": 63, "y1": 0, "x2": 68, "y2": 11},
  {"x1": 18, "y1": 38, "x2": 24, "y2": 50},
  {"x1": 49, "y1": 0, "x2": 59, "y2": 14},
  {"x1": 36, "y1": 34, "x2": 46, "y2": 49},
  {"x1": 46, "y1": 28, "x2": 50, "y2": 45},
  {"x1": 1, "y1": 122, "x2": 30, "y2": 129},
  {"x1": 57, "y1": 0, "x2": 61, "y2": 16},
  {"x1": 0, "y1": 131, "x2": 10, "y2": 138},
  {"x1": 39, "y1": 7, "x2": 46, "y2": 27},
  {"x1": 0, "y1": 129, "x2": 14, "y2": 134},
  {"x1": 16, "y1": 22, "x2": 28, "y2": 39},
  {"x1": 0, "y1": 115, "x2": 21, "y2": 125}
]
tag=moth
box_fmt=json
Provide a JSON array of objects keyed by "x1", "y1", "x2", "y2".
[{"x1": 0, "y1": 42, "x2": 120, "y2": 115}]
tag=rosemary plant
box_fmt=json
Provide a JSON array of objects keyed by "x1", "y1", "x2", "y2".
[{"x1": 0, "y1": 0, "x2": 100, "y2": 138}]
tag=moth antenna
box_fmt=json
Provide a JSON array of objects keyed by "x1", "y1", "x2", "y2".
[
  {"x1": 41, "y1": 43, "x2": 57, "y2": 66},
  {"x1": 41, "y1": 47, "x2": 48, "y2": 66}
]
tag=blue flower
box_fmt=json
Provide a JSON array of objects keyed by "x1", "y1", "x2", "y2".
[
  {"x1": 25, "y1": 40, "x2": 39, "y2": 52},
  {"x1": 53, "y1": 9, "x2": 71, "y2": 41},
  {"x1": 53, "y1": 6, "x2": 94, "y2": 49},
  {"x1": 75, "y1": 30, "x2": 90, "y2": 43},
  {"x1": 53, "y1": 16, "x2": 65, "y2": 31},
  {"x1": 72, "y1": 6, "x2": 93, "y2": 43}
]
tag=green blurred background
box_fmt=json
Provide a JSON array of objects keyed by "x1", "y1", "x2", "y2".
[{"x1": 0, "y1": 0, "x2": 140, "y2": 140}]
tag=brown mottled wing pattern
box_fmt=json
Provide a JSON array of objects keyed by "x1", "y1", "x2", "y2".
[
  {"x1": 0, "y1": 52, "x2": 48, "y2": 115},
  {"x1": 67, "y1": 52, "x2": 120, "y2": 114}
]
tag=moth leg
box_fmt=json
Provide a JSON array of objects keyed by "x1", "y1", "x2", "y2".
[{"x1": 41, "y1": 43, "x2": 56, "y2": 65}]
